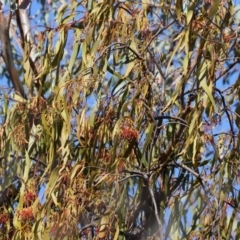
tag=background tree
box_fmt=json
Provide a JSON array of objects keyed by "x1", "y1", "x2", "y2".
[{"x1": 0, "y1": 0, "x2": 240, "y2": 239}]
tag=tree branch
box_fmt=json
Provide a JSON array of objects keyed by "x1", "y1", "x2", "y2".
[
  {"x1": 215, "y1": 59, "x2": 240, "y2": 82},
  {"x1": 0, "y1": 9, "x2": 26, "y2": 98},
  {"x1": 147, "y1": 182, "x2": 163, "y2": 238}
]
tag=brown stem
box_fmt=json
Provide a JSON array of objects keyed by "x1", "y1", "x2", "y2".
[{"x1": 0, "y1": 10, "x2": 26, "y2": 99}]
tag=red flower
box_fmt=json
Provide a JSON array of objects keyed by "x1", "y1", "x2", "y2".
[
  {"x1": 18, "y1": 207, "x2": 35, "y2": 221},
  {"x1": 0, "y1": 213, "x2": 9, "y2": 225},
  {"x1": 120, "y1": 127, "x2": 139, "y2": 142},
  {"x1": 24, "y1": 191, "x2": 37, "y2": 206}
]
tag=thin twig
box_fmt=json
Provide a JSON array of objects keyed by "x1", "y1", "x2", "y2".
[
  {"x1": 123, "y1": 169, "x2": 149, "y2": 179},
  {"x1": 146, "y1": 48, "x2": 166, "y2": 101},
  {"x1": 215, "y1": 87, "x2": 235, "y2": 147},
  {"x1": 174, "y1": 161, "x2": 206, "y2": 182},
  {"x1": 94, "y1": 42, "x2": 143, "y2": 65},
  {"x1": 118, "y1": 174, "x2": 143, "y2": 182},
  {"x1": 145, "y1": 20, "x2": 177, "y2": 51},
  {"x1": 79, "y1": 223, "x2": 96, "y2": 235},
  {"x1": 215, "y1": 59, "x2": 240, "y2": 81},
  {"x1": 147, "y1": 182, "x2": 163, "y2": 238},
  {"x1": 154, "y1": 115, "x2": 187, "y2": 125},
  {"x1": 223, "y1": 200, "x2": 240, "y2": 213},
  {"x1": 122, "y1": 169, "x2": 163, "y2": 237}
]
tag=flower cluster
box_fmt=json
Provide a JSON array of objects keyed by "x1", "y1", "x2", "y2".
[
  {"x1": 13, "y1": 124, "x2": 26, "y2": 148},
  {"x1": 17, "y1": 207, "x2": 35, "y2": 222},
  {"x1": 120, "y1": 127, "x2": 139, "y2": 142},
  {"x1": 24, "y1": 191, "x2": 37, "y2": 207},
  {"x1": 98, "y1": 150, "x2": 110, "y2": 166},
  {"x1": 0, "y1": 213, "x2": 9, "y2": 225},
  {"x1": 117, "y1": 160, "x2": 125, "y2": 173}
]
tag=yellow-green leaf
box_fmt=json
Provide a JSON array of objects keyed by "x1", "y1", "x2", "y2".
[
  {"x1": 200, "y1": 78, "x2": 217, "y2": 112},
  {"x1": 208, "y1": 0, "x2": 220, "y2": 19}
]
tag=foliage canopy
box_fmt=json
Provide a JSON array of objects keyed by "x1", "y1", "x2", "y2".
[{"x1": 0, "y1": 0, "x2": 240, "y2": 239}]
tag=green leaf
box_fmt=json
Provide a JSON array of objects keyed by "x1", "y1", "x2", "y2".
[
  {"x1": 200, "y1": 78, "x2": 217, "y2": 112},
  {"x1": 188, "y1": 110, "x2": 199, "y2": 136},
  {"x1": 52, "y1": 29, "x2": 66, "y2": 69},
  {"x1": 41, "y1": 109, "x2": 52, "y2": 137},
  {"x1": 123, "y1": 61, "x2": 135, "y2": 78},
  {"x1": 87, "y1": 0, "x2": 93, "y2": 11},
  {"x1": 166, "y1": 31, "x2": 185, "y2": 74},
  {"x1": 67, "y1": 31, "x2": 81, "y2": 74},
  {"x1": 186, "y1": 10, "x2": 193, "y2": 25},
  {"x1": 183, "y1": 51, "x2": 192, "y2": 75},
  {"x1": 70, "y1": 164, "x2": 84, "y2": 181},
  {"x1": 57, "y1": 3, "x2": 68, "y2": 24},
  {"x1": 98, "y1": 214, "x2": 110, "y2": 238},
  {"x1": 46, "y1": 167, "x2": 61, "y2": 196},
  {"x1": 113, "y1": 222, "x2": 120, "y2": 240},
  {"x1": 208, "y1": 0, "x2": 220, "y2": 19},
  {"x1": 142, "y1": 123, "x2": 155, "y2": 156},
  {"x1": 23, "y1": 151, "x2": 31, "y2": 182},
  {"x1": 142, "y1": 0, "x2": 148, "y2": 12},
  {"x1": 176, "y1": 0, "x2": 183, "y2": 21},
  {"x1": 162, "y1": 76, "x2": 183, "y2": 112}
]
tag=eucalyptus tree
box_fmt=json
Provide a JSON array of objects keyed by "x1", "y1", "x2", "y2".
[{"x1": 0, "y1": 0, "x2": 240, "y2": 239}]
